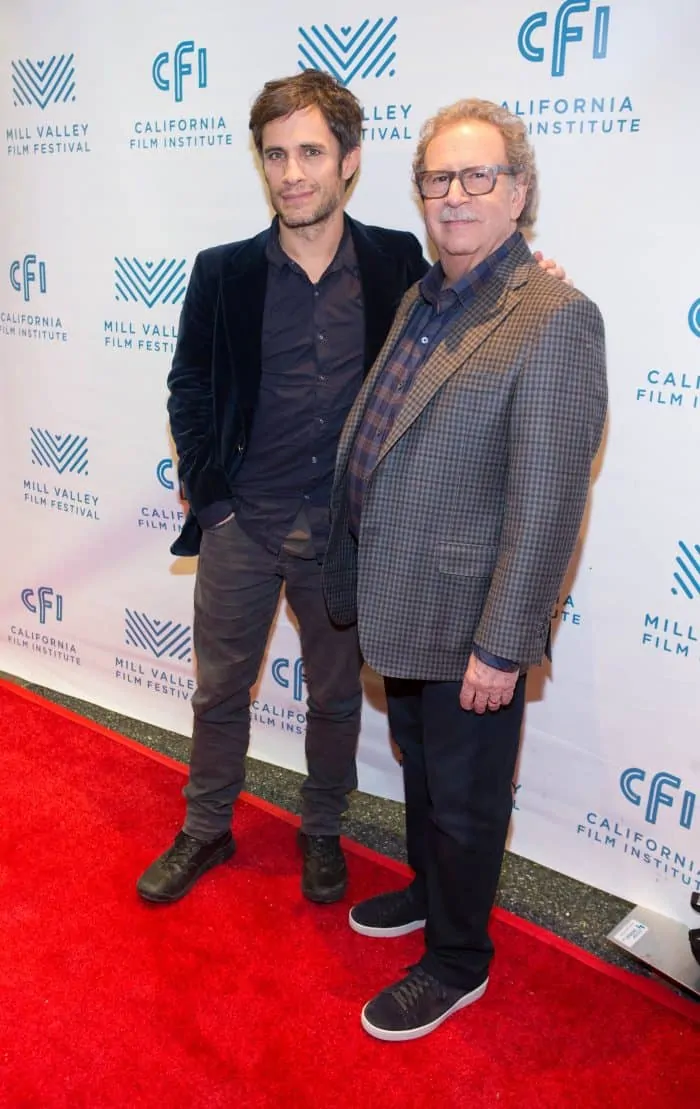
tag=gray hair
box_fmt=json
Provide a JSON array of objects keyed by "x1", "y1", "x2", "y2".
[{"x1": 412, "y1": 98, "x2": 539, "y2": 228}]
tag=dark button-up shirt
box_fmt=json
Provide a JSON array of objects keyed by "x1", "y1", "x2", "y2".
[
  {"x1": 347, "y1": 231, "x2": 522, "y2": 669},
  {"x1": 229, "y1": 219, "x2": 365, "y2": 555}
]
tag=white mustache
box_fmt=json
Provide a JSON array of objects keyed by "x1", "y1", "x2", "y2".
[{"x1": 438, "y1": 208, "x2": 478, "y2": 223}]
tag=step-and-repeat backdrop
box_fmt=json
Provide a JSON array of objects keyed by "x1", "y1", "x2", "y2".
[{"x1": 1, "y1": 0, "x2": 698, "y2": 927}]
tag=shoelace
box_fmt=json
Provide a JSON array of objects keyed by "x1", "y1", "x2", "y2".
[
  {"x1": 391, "y1": 967, "x2": 444, "y2": 1013},
  {"x1": 304, "y1": 837, "x2": 337, "y2": 859},
  {"x1": 163, "y1": 833, "x2": 207, "y2": 871}
]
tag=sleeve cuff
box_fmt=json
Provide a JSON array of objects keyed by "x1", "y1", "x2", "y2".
[
  {"x1": 197, "y1": 500, "x2": 234, "y2": 530},
  {"x1": 473, "y1": 643, "x2": 519, "y2": 672}
]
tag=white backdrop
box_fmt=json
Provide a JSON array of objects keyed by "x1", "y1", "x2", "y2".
[{"x1": 1, "y1": 0, "x2": 698, "y2": 928}]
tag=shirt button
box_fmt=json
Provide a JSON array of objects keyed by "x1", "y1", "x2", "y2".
[
  {"x1": 397, "y1": 382, "x2": 404, "y2": 391},
  {"x1": 303, "y1": 494, "x2": 311, "y2": 501},
  {"x1": 420, "y1": 336, "x2": 429, "y2": 345},
  {"x1": 311, "y1": 456, "x2": 318, "y2": 464},
  {"x1": 318, "y1": 417, "x2": 325, "y2": 425},
  {"x1": 313, "y1": 289, "x2": 319, "y2": 297},
  {"x1": 318, "y1": 374, "x2": 327, "y2": 383},
  {"x1": 318, "y1": 331, "x2": 327, "y2": 342}
]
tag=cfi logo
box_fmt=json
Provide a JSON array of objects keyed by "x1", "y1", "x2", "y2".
[
  {"x1": 152, "y1": 41, "x2": 207, "y2": 103},
  {"x1": 10, "y1": 255, "x2": 47, "y2": 301},
  {"x1": 297, "y1": 17, "x2": 397, "y2": 87},
  {"x1": 518, "y1": 1, "x2": 610, "y2": 77},
  {"x1": 21, "y1": 586, "x2": 63, "y2": 624},
  {"x1": 620, "y1": 767, "x2": 696, "y2": 830},
  {"x1": 114, "y1": 257, "x2": 187, "y2": 309},
  {"x1": 156, "y1": 458, "x2": 175, "y2": 490},
  {"x1": 689, "y1": 299, "x2": 700, "y2": 338},
  {"x1": 124, "y1": 610, "x2": 192, "y2": 662},
  {"x1": 30, "y1": 429, "x2": 88, "y2": 475},
  {"x1": 11, "y1": 54, "x2": 76, "y2": 109},
  {"x1": 671, "y1": 540, "x2": 700, "y2": 600},
  {"x1": 272, "y1": 656, "x2": 306, "y2": 701}
]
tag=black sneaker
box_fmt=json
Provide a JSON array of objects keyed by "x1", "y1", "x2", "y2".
[
  {"x1": 349, "y1": 886, "x2": 427, "y2": 937},
  {"x1": 690, "y1": 928, "x2": 700, "y2": 966},
  {"x1": 136, "y1": 830, "x2": 235, "y2": 904},
  {"x1": 299, "y1": 833, "x2": 347, "y2": 904},
  {"x1": 361, "y1": 965, "x2": 488, "y2": 1042}
]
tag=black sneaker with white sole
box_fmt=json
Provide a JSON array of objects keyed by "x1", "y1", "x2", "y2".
[
  {"x1": 349, "y1": 885, "x2": 427, "y2": 937},
  {"x1": 361, "y1": 965, "x2": 488, "y2": 1042}
]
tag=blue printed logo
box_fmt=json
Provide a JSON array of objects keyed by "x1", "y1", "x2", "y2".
[
  {"x1": 620, "y1": 767, "x2": 696, "y2": 830},
  {"x1": 671, "y1": 541, "x2": 700, "y2": 600},
  {"x1": 689, "y1": 299, "x2": 700, "y2": 338},
  {"x1": 30, "y1": 429, "x2": 88, "y2": 475},
  {"x1": 156, "y1": 459, "x2": 175, "y2": 490},
  {"x1": 124, "y1": 610, "x2": 192, "y2": 662},
  {"x1": 10, "y1": 255, "x2": 47, "y2": 301},
  {"x1": 152, "y1": 41, "x2": 207, "y2": 102},
  {"x1": 114, "y1": 258, "x2": 187, "y2": 309},
  {"x1": 272, "y1": 656, "x2": 306, "y2": 701},
  {"x1": 21, "y1": 586, "x2": 63, "y2": 624},
  {"x1": 297, "y1": 18, "x2": 397, "y2": 86},
  {"x1": 12, "y1": 54, "x2": 76, "y2": 109},
  {"x1": 518, "y1": 1, "x2": 610, "y2": 77}
]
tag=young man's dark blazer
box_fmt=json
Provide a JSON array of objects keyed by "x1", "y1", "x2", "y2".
[{"x1": 166, "y1": 216, "x2": 428, "y2": 557}]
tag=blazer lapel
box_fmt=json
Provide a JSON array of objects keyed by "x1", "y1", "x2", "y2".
[
  {"x1": 220, "y1": 230, "x2": 269, "y2": 418},
  {"x1": 334, "y1": 285, "x2": 421, "y2": 481},
  {"x1": 374, "y1": 253, "x2": 531, "y2": 468},
  {"x1": 350, "y1": 217, "x2": 411, "y2": 375}
]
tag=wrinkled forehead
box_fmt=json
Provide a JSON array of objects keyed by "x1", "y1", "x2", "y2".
[{"x1": 424, "y1": 120, "x2": 507, "y2": 169}]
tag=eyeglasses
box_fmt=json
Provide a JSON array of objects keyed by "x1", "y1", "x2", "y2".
[{"x1": 414, "y1": 164, "x2": 522, "y2": 199}]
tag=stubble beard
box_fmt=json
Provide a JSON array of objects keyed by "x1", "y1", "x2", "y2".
[{"x1": 275, "y1": 188, "x2": 342, "y2": 230}]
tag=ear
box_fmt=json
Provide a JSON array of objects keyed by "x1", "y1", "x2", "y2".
[
  {"x1": 510, "y1": 174, "x2": 528, "y2": 222},
  {"x1": 341, "y1": 145, "x2": 361, "y2": 183}
]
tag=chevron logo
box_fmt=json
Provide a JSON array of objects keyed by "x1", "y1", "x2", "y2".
[
  {"x1": 30, "y1": 429, "x2": 88, "y2": 475},
  {"x1": 114, "y1": 258, "x2": 187, "y2": 309},
  {"x1": 671, "y1": 541, "x2": 700, "y2": 600},
  {"x1": 12, "y1": 55, "x2": 76, "y2": 109},
  {"x1": 124, "y1": 610, "x2": 192, "y2": 662},
  {"x1": 297, "y1": 18, "x2": 397, "y2": 86}
]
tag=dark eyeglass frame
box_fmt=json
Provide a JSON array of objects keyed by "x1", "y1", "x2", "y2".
[{"x1": 414, "y1": 164, "x2": 523, "y2": 199}]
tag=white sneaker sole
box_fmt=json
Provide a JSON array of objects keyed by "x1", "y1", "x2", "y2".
[
  {"x1": 360, "y1": 978, "x2": 489, "y2": 1042},
  {"x1": 348, "y1": 909, "x2": 427, "y2": 938}
]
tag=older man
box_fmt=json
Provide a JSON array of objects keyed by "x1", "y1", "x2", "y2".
[{"x1": 323, "y1": 98, "x2": 607, "y2": 1041}]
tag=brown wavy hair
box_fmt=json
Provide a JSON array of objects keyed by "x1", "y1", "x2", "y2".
[{"x1": 249, "y1": 71, "x2": 363, "y2": 188}]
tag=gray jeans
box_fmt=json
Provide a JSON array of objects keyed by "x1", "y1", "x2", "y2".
[{"x1": 183, "y1": 514, "x2": 362, "y2": 840}]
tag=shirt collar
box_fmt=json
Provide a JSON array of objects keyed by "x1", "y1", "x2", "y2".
[
  {"x1": 266, "y1": 216, "x2": 359, "y2": 276},
  {"x1": 420, "y1": 230, "x2": 522, "y2": 310}
]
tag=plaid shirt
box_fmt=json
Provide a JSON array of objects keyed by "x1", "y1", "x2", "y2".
[{"x1": 346, "y1": 230, "x2": 522, "y2": 671}]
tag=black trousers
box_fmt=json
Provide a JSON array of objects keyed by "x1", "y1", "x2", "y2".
[
  {"x1": 385, "y1": 674, "x2": 526, "y2": 991},
  {"x1": 184, "y1": 516, "x2": 363, "y2": 840}
]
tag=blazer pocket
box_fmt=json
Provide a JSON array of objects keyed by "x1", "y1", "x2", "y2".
[{"x1": 437, "y1": 542, "x2": 498, "y2": 578}]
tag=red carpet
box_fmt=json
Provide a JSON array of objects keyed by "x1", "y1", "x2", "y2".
[{"x1": 0, "y1": 680, "x2": 697, "y2": 1108}]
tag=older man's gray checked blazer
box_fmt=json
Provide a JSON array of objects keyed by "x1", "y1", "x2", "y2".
[{"x1": 322, "y1": 235, "x2": 607, "y2": 681}]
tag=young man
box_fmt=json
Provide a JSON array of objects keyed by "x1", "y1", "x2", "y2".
[{"x1": 137, "y1": 73, "x2": 567, "y2": 910}]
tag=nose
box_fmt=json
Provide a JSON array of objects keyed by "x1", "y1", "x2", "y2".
[
  {"x1": 282, "y1": 156, "x2": 305, "y2": 184},
  {"x1": 445, "y1": 174, "x2": 471, "y2": 206}
]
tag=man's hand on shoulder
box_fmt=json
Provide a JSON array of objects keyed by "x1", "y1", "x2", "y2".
[
  {"x1": 533, "y1": 250, "x2": 574, "y2": 287},
  {"x1": 460, "y1": 654, "x2": 519, "y2": 714}
]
